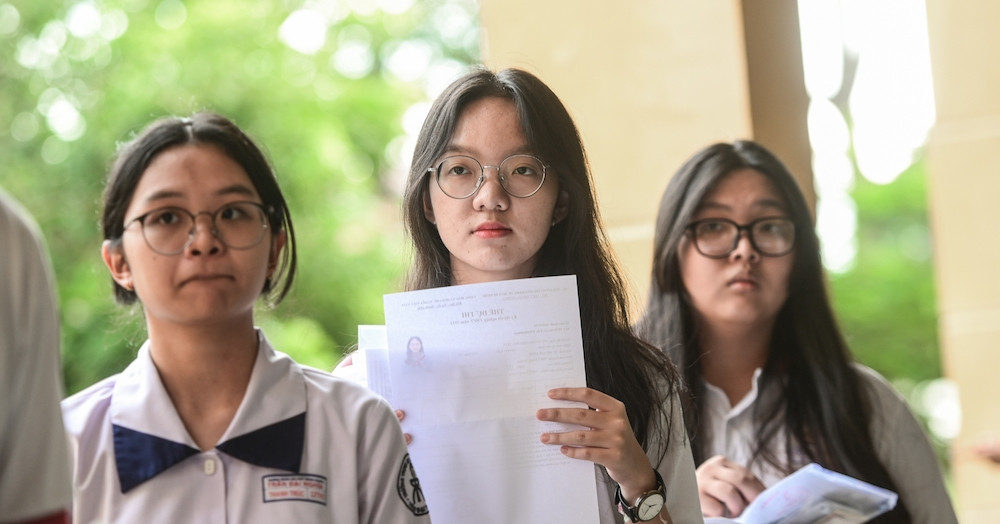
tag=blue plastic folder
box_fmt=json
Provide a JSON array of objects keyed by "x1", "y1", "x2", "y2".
[{"x1": 704, "y1": 462, "x2": 898, "y2": 524}]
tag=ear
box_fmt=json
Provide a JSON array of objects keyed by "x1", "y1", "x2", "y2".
[
  {"x1": 422, "y1": 191, "x2": 437, "y2": 225},
  {"x1": 102, "y1": 240, "x2": 133, "y2": 291},
  {"x1": 551, "y1": 188, "x2": 570, "y2": 225},
  {"x1": 268, "y1": 230, "x2": 287, "y2": 278}
]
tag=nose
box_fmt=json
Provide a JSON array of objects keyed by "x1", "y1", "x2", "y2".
[
  {"x1": 471, "y1": 166, "x2": 509, "y2": 211},
  {"x1": 184, "y1": 212, "x2": 222, "y2": 255},
  {"x1": 729, "y1": 229, "x2": 760, "y2": 263}
]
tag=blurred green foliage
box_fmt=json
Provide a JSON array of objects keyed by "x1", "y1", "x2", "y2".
[
  {"x1": 827, "y1": 153, "x2": 953, "y2": 465},
  {"x1": 0, "y1": 0, "x2": 478, "y2": 394},
  {"x1": 829, "y1": 154, "x2": 940, "y2": 383},
  {"x1": 1, "y1": 2, "x2": 946, "y2": 428}
]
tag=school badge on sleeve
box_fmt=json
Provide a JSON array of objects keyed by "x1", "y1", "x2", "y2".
[{"x1": 396, "y1": 453, "x2": 429, "y2": 516}]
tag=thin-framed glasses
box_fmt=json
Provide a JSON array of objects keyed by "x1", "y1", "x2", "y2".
[
  {"x1": 123, "y1": 201, "x2": 270, "y2": 256},
  {"x1": 687, "y1": 216, "x2": 795, "y2": 258},
  {"x1": 427, "y1": 154, "x2": 547, "y2": 199}
]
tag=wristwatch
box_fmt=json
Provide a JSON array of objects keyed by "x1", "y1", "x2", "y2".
[{"x1": 615, "y1": 470, "x2": 666, "y2": 522}]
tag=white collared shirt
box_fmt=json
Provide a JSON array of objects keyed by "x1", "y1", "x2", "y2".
[
  {"x1": 699, "y1": 365, "x2": 958, "y2": 523},
  {"x1": 62, "y1": 331, "x2": 430, "y2": 524},
  {"x1": 701, "y1": 368, "x2": 801, "y2": 487}
]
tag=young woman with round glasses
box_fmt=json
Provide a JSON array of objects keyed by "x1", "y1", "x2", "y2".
[
  {"x1": 396, "y1": 67, "x2": 702, "y2": 523},
  {"x1": 61, "y1": 112, "x2": 428, "y2": 523},
  {"x1": 636, "y1": 140, "x2": 957, "y2": 522}
]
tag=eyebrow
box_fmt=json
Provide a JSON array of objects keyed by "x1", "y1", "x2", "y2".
[
  {"x1": 441, "y1": 144, "x2": 534, "y2": 159},
  {"x1": 140, "y1": 184, "x2": 258, "y2": 204},
  {"x1": 696, "y1": 197, "x2": 787, "y2": 214}
]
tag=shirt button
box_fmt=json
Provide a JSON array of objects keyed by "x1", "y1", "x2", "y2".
[{"x1": 204, "y1": 458, "x2": 216, "y2": 475}]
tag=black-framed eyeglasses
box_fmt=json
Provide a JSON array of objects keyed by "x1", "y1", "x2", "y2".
[
  {"x1": 687, "y1": 216, "x2": 795, "y2": 258},
  {"x1": 123, "y1": 201, "x2": 270, "y2": 256},
  {"x1": 427, "y1": 154, "x2": 548, "y2": 199}
]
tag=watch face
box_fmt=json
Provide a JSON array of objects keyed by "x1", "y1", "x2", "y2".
[{"x1": 637, "y1": 492, "x2": 665, "y2": 521}]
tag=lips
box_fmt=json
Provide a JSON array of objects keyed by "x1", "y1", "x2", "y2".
[
  {"x1": 727, "y1": 273, "x2": 758, "y2": 288},
  {"x1": 181, "y1": 273, "x2": 232, "y2": 286},
  {"x1": 473, "y1": 221, "x2": 512, "y2": 238}
]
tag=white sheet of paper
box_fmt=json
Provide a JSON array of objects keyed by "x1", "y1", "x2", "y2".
[
  {"x1": 382, "y1": 275, "x2": 600, "y2": 524},
  {"x1": 356, "y1": 325, "x2": 392, "y2": 400},
  {"x1": 704, "y1": 462, "x2": 899, "y2": 524}
]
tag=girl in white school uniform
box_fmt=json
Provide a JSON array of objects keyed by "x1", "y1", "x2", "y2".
[
  {"x1": 396, "y1": 68, "x2": 702, "y2": 523},
  {"x1": 62, "y1": 112, "x2": 430, "y2": 523},
  {"x1": 636, "y1": 141, "x2": 956, "y2": 522}
]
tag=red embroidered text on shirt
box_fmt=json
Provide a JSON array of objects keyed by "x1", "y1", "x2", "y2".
[{"x1": 262, "y1": 474, "x2": 327, "y2": 505}]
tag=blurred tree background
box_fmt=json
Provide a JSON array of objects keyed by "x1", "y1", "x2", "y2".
[
  {"x1": 0, "y1": 0, "x2": 479, "y2": 394},
  {"x1": 832, "y1": 156, "x2": 939, "y2": 383},
  {"x1": 1, "y1": 1, "x2": 950, "y2": 469},
  {"x1": 827, "y1": 153, "x2": 956, "y2": 462}
]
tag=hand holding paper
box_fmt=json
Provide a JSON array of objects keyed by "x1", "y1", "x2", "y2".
[
  {"x1": 377, "y1": 276, "x2": 601, "y2": 524},
  {"x1": 703, "y1": 462, "x2": 898, "y2": 524},
  {"x1": 538, "y1": 386, "x2": 658, "y2": 502},
  {"x1": 697, "y1": 455, "x2": 767, "y2": 518}
]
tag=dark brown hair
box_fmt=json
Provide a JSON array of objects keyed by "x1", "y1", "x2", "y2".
[
  {"x1": 402, "y1": 67, "x2": 681, "y2": 451},
  {"x1": 636, "y1": 140, "x2": 910, "y2": 523}
]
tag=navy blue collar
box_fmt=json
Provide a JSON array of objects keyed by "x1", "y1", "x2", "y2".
[{"x1": 113, "y1": 412, "x2": 305, "y2": 493}]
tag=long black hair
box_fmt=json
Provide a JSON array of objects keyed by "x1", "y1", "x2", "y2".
[
  {"x1": 402, "y1": 67, "x2": 680, "y2": 451},
  {"x1": 636, "y1": 140, "x2": 909, "y2": 522}
]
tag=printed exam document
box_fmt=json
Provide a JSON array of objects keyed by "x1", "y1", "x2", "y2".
[
  {"x1": 379, "y1": 275, "x2": 600, "y2": 524},
  {"x1": 705, "y1": 462, "x2": 898, "y2": 523}
]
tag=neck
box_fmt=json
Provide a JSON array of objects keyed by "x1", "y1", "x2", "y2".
[
  {"x1": 698, "y1": 318, "x2": 774, "y2": 406},
  {"x1": 146, "y1": 318, "x2": 258, "y2": 451},
  {"x1": 450, "y1": 259, "x2": 537, "y2": 286}
]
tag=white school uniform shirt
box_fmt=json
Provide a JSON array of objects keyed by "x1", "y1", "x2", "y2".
[
  {"x1": 701, "y1": 367, "x2": 796, "y2": 486},
  {"x1": 0, "y1": 188, "x2": 71, "y2": 521},
  {"x1": 702, "y1": 365, "x2": 958, "y2": 523},
  {"x1": 62, "y1": 331, "x2": 431, "y2": 524}
]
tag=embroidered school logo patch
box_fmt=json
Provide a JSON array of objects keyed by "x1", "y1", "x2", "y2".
[
  {"x1": 262, "y1": 474, "x2": 327, "y2": 505},
  {"x1": 397, "y1": 453, "x2": 429, "y2": 516}
]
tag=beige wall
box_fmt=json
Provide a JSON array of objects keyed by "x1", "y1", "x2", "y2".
[
  {"x1": 478, "y1": 0, "x2": 752, "y2": 307},
  {"x1": 478, "y1": 0, "x2": 989, "y2": 518},
  {"x1": 925, "y1": 1, "x2": 1000, "y2": 521},
  {"x1": 477, "y1": 0, "x2": 810, "y2": 309}
]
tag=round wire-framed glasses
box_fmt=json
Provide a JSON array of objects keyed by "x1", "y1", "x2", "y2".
[
  {"x1": 123, "y1": 201, "x2": 270, "y2": 256},
  {"x1": 427, "y1": 154, "x2": 548, "y2": 199}
]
